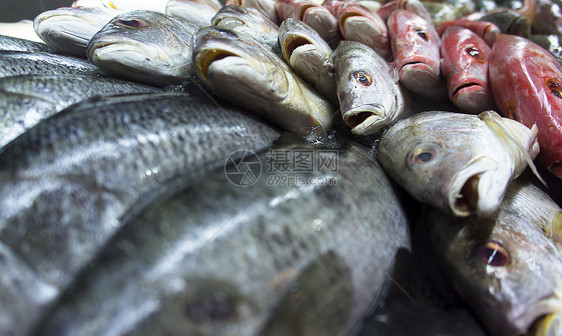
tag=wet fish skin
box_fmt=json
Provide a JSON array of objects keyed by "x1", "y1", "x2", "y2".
[
  {"x1": 278, "y1": 18, "x2": 337, "y2": 105},
  {"x1": 489, "y1": 33, "x2": 562, "y2": 178},
  {"x1": 34, "y1": 6, "x2": 123, "y2": 58},
  {"x1": 440, "y1": 26, "x2": 495, "y2": 113},
  {"x1": 334, "y1": 40, "x2": 406, "y2": 135},
  {"x1": 0, "y1": 91, "x2": 280, "y2": 336},
  {"x1": 424, "y1": 179, "x2": 562, "y2": 336},
  {"x1": 87, "y1": 10, "x2": 198, "y2": 87},
  {"x1": 192, "y1": 26, "x2": 335, "y2": 136},
  {"x1": 37, "y1": 136, "x2": 411, "y2": 336},
  {"x1": 166, "y1": 0, "x2": 223, "y2": 27},
  {"x1": 212, "y1": 5, "x2": 280, "y2": 52},
  {"x1": 377, "y1": 110, "x2": 540, "y2": 217},
  {"x1": 226, "y1": 0, "x2": 279, "y2": 24},
  {"x1": 387, "y1": 9, "x2": 445, "y2": 100},
  {"x1": 0, "y1": 74, "x2": 162, "y2": 148},
  {"x1": 0, "y1": 50, "x2": 104, "y2": 78},
  {"x1": 0, "y1": 34, "x2": 55, "y2": 53},
  {"x1": 435, "y1": 19, "x2": 500, "y2": 46}
]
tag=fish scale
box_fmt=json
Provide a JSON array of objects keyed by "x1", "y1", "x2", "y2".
[{"x1": 0, "y1": 50, "x2": 104, "y2": 77}]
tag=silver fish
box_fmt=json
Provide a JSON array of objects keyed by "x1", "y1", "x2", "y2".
[
  {"x1": 0, "y1": 50, "x2": 104, "y2": 77},
  {"x1": 0, "y1": 74, "x2": 161, "y2": 148},
  {"x1": 37, "y1": 136, "x2": 411, "y2": 336},
  {"x1": 0, "y1": 34, "x2": 55, "y2": 53},
  {"x1": 0, "y1": 91, "x2": 280, "y2": 336},
  {"x1": 377, "y1": 110, "x2": 541, "y2": 217},
  {"x1": 166, "y1": 0, "x2": 223, "y2": 27},
  {"x1": 226, "y1": 0, "x2": 279, "y2": 25},
  {"x1": 87, "y1": 10, "x2": 198, "y2": 86},
  {"x1": 72, "y1": 0, "x2": 169, "y2": 12},
  {"x1": 211, "y1": 5, "x2": 280, "y2": 52},
  {"x1": 34, "y1": 6, "x2": 123, "y2": 58},
  {"x1": 193, "y1": 26, "x2": 336, "y2": 137},
  {"x1": 278, "y1": 18, "x2": 337, "y2": 105},
  {"x1": 333, "y1": 40, "x2": 406, "y2": 135},
  {"x1": 424, "y1": 179, "x2": 562, "y2": 336}
]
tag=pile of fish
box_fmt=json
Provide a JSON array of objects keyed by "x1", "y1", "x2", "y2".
[{"x1": 0, "y1": 0, "x2": 561, "y2": 335}]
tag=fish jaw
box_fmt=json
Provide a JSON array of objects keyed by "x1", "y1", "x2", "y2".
[
  {"x1": 451, "y1": 81, "x2": 495, "y2": 113},
  {"x1": 343, "y1": 104, "x2": 386, "y2": 135}
]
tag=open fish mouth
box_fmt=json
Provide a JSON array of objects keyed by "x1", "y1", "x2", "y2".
[
  {"x1": 194, "y1": 48, "x2": 240, "y2": 82},
  {"x1": 281, "y1": 34, "x2": 313, "y2": 59},
  {"x1": 212, "y1": 17, "x2": 246, "y2": 30},
  {"x1": 343, "y1": 104, "x2": 384, "y2": 135},
  {"x1": 503, "y1": 293, "x2": 562, "y2": 336}
]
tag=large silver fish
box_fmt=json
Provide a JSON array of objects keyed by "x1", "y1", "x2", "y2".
[
  {"x1": 166, "y1": 0, "x2": 222, "y2": 27},
  {"x1": 211, "y1": 5, "x2": 280, "y2": 52},
  {"x1": 424, "y1": 179, "x2": 562, "y2": 336},
  {"x1": 193, "y1": 26, "x2": 336, "y2": 137},
  {"x1": 0, "y1": 91, "x2": 280, "y2": 336},
  {"x1": 0, "y1": 34, "x2": 55, "y2": 53},
  {"x1": 37, "y1": 136, "x2": 411, "y2": 336},
  {"x1": 278, "y1": 18, "x2": 337, "y2": 105},
  {"x1": 377, "y1": 110, "x2": 541, "y2": 217},
  {"x1": 0, "y1": 74, "x2": 161, "y2": 148},
  {"x1": 34, "y1": 6, "x2": 122, "y2": 57},
  {"x1": 87, "y1": 10, "x2": 198, "y2": 86},
  {"x1": 333, "y1": 40, "x2": 406, "y2": 135},
  {"x1": 0, "y1": 50, "x2": 104, "y2": 77}
]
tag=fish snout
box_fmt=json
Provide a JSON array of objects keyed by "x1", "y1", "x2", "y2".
[{"x1": 342, "y1": 104, "x2": 385, "y2": 135}]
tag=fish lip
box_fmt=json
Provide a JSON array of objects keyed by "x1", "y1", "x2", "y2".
[
  {"x1": 500, "y1": 294, "x2": 562, "y2": 336},
  {"x1": 88, "y1": 39, "x2": 161, "y2": 62},
  {"x1": 280, "y1": 33, "x2": 315, "y2": 61},
  {"x1": 342, "y1": 104, "x2": 385, "y2": 135},
  {"x1": 212, "y1": 16, "x2": 247, "y2": 29}
]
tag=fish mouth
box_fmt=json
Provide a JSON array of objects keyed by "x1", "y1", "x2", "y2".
[
  {"x1": 281, "y1": 34, "x2": 313, "y2": 61},
  {"x1": 194, "y1": 48, "x2": 240, "y2": 82},
  {"x1": 451, "y1": 82, "x2": 494, "y2": 112},
  {"x1": 343, "y1": 105, "x2": 385, "y2": 135},
  {"x1": 503, "y1": 294, "x2": 562, "y2": 336},
  {"x1": 212, "y1": 16, "x2": 246, "y2": 30}
]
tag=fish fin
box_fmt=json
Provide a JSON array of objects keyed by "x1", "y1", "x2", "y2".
[{"x1": 478, "y1": 111, "x2": 547, "y2": 187}]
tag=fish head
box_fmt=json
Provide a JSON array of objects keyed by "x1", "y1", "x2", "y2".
[
  {"x1": 34, "y1": 7, "x2": 120, "y2": 57},
  {"x1": 211, "y1": 6, "x2": 279, "y2": 47},
  {"x1": 278, "y1": 18, "x2": 332, "y2": 66},
  {"x1": 377, "y1": 111, "x2": 519, "y2": 217},
  {"x1": 87, "y1": 10, "x2": 197, "y2": 86},
  {"x1": 440, "y1": 26, "x2": 494, "y2": 113},
  {"x1": 166, "y1": 0, "x2": 222, "y2": 27},
  {"x1": 427, "y1": 184, "x2": 562, "y2": 335},
  {"x1": 193, "y1": 26, "x2": 289, "y2": 104}
]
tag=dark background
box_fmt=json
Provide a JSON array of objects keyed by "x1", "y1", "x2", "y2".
[{"x1": 0, "y1": 0, "x2": 73, "y2": 21}]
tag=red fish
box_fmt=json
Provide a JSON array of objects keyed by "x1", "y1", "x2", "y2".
[
  {"x1": 489, "y1": 34, "x2": 562, "y2": 177},
  {"x1": 440, "y1": 26, "x2": 494, "y2": 113},
  {"x1": 436, "y1": 19, "x2": 500, "y2": 46},
  {"x1": 387, "y1": 9, "x2": 445, "y2": 99},
  {"x1": 376, "y1": 0, "x2": 431, "y2": 23}
]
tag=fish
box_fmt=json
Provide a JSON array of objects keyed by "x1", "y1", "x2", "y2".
[
  {"x1": 166, "y1": 0, "x2": 222, "y2": 27},
  {"x1": 87, "y1": 10, "x2": 198, "y2": 87},
  {"x1": 0, "y1": 90, "x2": 280, "y2": 336},
  {"x1": 435, "y1": 19, "x2": 500, "y2": 46},
  {"x1": 211, "y1": 5, "x2": 280, "y2": 53},
  {"x1": 0, "y1": 20, "x2": 43, "y2": 43},
  {"x1": 226, "y1": 0, "x2": 279, "y2": 24},
  {"x1": 377, "y1": 110, "x2": 541, "y2": 217},
  {"x1": 0, "y1": 50, "x2": 104, "y2": 78},
  {"x1": 36, "y1": 135, "x2": 411, "y2": 336},
  {"x1": 440, "y1": 26, "x2": 495, "y2": 113},
  {"x1": 424, "y1": 179, "x2": 562, "y2": 336},
  {"x1": 387, "y1": 9, "x2": 445, "y2": 100},
  {"x1": 0, "y1": 34, "x2": 55, "y2": 53},
  {"x1": 275, "y1": 0, "x2": 341, "y2": 48},
  {"x1": 0, "y1": 74, "x2": 162, "y2": 148},
  {"x1": 335, "y1": 2, "x2": 390, "y2": 59},
  {"x1": 278, "y1": 18, "x2": 337, "y2": 105},
  {"x1": 478, "y1": 9, "x2": 531, "y2": 37},
  {"x1": 333, "y1": 40, "x2": 406, "y2": 135},
  {"x1": 33, "y1": 6, "x2": 123, "y2": 58},
  {"x1": 72, "y1": 0, "x2": 169, "y2": 12},
  {"x1": 192, "y1": 26, "x2": 336, "y2": 137},
  {"x1": 489, "y1": 34, "x2": 562, "y2": 178}
]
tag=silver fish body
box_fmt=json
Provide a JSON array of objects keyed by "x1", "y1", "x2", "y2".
[
  {"x1": 377, "y1": 110, "x2": 540, "y2": 217},
  {"x1": 278, "y1": 18, "x2": 337, "y2": 105},
  {"x1": 334, "y1": 40, "x2": 406, "y2": 135},
  {"x1": 0, "y1": 91, "x2": 280, "y2": 336},
  {"x1": 87, "y1": 10, "x2": 198, "y2": 87},
  {"x1": 0, "y1": 34, "x2": 55, "y2": 53},
  {"x1": 37, "y1": 137, "x2": 411, "y2": 336},
  {"x1": 424, "y1": 179, "x2": 562, "y2": 336},
  {"x1": 166, "y1": 0, "x2": 223, "y2": 27},
  {"x1": 193, "y1": 26, "x2": 336, "y2": 137},
  {"x1": 0, "y1": 74, "x2": 161, "y2": 148},
  {"x1": 0, "y1": 50, "x2": 104, "y2": 78},
  {"x1": 34, "y1": 6, "x2": 123, "y2": 58}
]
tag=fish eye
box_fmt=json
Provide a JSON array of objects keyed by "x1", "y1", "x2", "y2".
[
  {"x1": 547, "y1": 79, "x2": 562, "y2": 99},
  {"x1": 215, "y1": 27, "x2": 238, "y2": 38},
  {"x1": 465, "y1": 46, "x2": 485, "y2": 62},
  {"x1": 353, "y1": 70, "x2": 372, "y2": 86},
  {"x1": 116, "y1": 19, "x2": 145, "y2": 28},
  {"x1": 408, "y1": 144, "x2": 439, "y2": 165},
  {"x1": 475, "y1": 241, "x2": 510, "y2": 267},
  {"x1": 414, "y1": 28, "x2": 428, "y2": 41}
]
